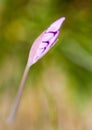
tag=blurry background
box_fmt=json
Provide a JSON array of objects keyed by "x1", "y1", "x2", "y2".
[{"x1": 0, "y1": 0, "x2": 92, "y2": 129}]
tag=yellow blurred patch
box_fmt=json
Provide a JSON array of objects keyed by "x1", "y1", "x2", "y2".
[{"x1": 4, "y1": 20, "x2": 26, "y2": 43}]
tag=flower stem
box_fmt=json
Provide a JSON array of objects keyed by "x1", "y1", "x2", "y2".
[{"x1": 7, "y1": 65, "x2": 30, "y2": 124}]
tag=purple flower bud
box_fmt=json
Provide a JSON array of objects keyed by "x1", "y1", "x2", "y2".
[
  {"x1": 7, "y1": 17, "x2": 66, "y2": 123},
  {"x1": 27, "y1": 17, "x2": 65, "y2": 67}
]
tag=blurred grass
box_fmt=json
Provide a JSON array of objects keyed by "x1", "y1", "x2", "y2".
[{"x1": 0, "y1": 0, "x2": 92, "y2": 129}]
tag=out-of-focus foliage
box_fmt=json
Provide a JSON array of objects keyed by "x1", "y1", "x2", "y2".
[{"x1": 0, "y1": 0, "x2": 92, "y2": 129}]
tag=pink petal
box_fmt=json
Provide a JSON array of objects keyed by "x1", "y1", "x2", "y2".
[
  {"x1": 27, "y1": 31, "x2": 45, "y2": 67},
  {"x1": 42, "y1": 32, "x2": 53, "y2": 41},
  {"x1": 46, "y1": 17, "x2": 65, "y2": 32}
]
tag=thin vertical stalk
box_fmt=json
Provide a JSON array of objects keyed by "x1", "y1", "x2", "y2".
[{"x1": 7, "y1": 65, "x2": 30, "y2": 123}]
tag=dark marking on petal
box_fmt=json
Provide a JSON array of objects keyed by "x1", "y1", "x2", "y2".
[
  {"x1": 40, "y1": 46, "x2": 47, "y2": 53},
  {"x1": 48, "y1": 31, "x2": 57, "y2": 36},
  {"x1": 42, "y1": 41, "x2": 49, "y2": 45}
]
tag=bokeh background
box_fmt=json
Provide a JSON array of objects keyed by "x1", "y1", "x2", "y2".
[{"x1": 0, "y1": 0, "x2": 92, "y2": 129}]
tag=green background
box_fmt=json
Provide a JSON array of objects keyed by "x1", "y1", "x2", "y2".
[{"x1": 0, "y1": 0, "x2": 92, "y2": 129}]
